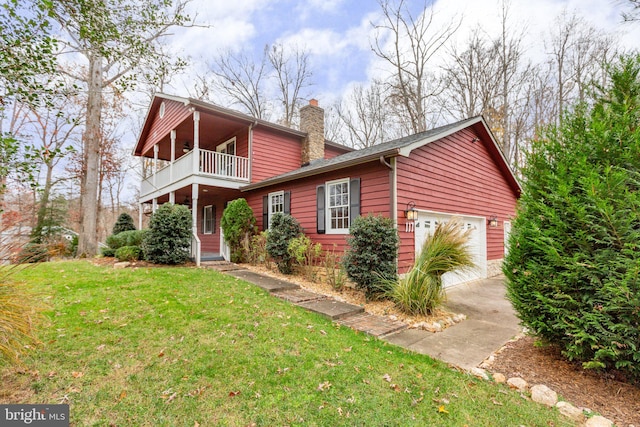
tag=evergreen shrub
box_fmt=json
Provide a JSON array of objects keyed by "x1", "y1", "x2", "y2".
[
  {"x1": 266, "y1": 213, "x2": 302, "y2": 274},
  {"x1": 112, "y1": 213, "x2": 136, "y2": 235},
  {"x1": 115, "y1": 245, "x2": 142, "y2": 262},
  {"x1": 220, "y1": 198, "x2": 256, "y2": 263},
  {"x1": 142, "y1": 203, "x2": 192, "y2": 264},
  {"x1": 342, "y1": 214, "x2": 398, "y2": 298}
]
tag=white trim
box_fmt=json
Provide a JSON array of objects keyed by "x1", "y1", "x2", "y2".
[
  {"x1": 159, "y1": 101, "x2": 166, "y2": 118},
  {"x1": 325, "y1": 178, "x2": 350, "y2": 235},
  {"x1": 216, "y1": 136, "x2": 236, "y2": 155}
]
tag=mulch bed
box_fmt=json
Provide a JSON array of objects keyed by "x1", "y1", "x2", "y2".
[{"x1": 488, "y1": 336, "x2": 640, "y2": 426}]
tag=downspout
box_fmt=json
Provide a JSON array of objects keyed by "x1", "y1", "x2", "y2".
[
  {"x1": 248, "y1": 121, "x2": 257, "y2": 183},
  {"x1": 380, "y1": 156, "x2": 397, "y2": 226}
]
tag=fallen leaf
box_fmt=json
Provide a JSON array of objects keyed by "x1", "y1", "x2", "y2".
[
  {"x1": 390, "y1": 383, "x2": 400, "y2": 391},
  {"x1": 319, "y1": 330, "x2": 327, "y2": 335},
  {"x1": 193, "y1": 422, "x2": 200, "y2": 427},
  {"x1": 47, "y1": 371, "x2": 57, "y2": 378},
  {"x1": 96, "y1": 344, "x2": 106, "y2": 351},
  {"x1": 343, "y1": 347, "x2": 352, "y2": 352},
  {"x1": 165, "y1": 392, "x2": 177, "y2": 403},
  {"x1": 71, "y1": 371, "x2": 84, "y2": 378},
  {"x1": 317, "y1": 381, "x2": 331, "y2": 391},
  {"x1": 158, "y1": 349, "x2": 165, "y2": 358},
  {"x1": 492, "y1": 399, "x2": 503, "y2": 406},
  {"x1": 382, "y1": 373, "x2": 392, "y2": 383},
  {"x1": 118, "y1": 390, "x2": 127, "y2": 401},
  {"x1": 438, "y1": 405, "x2": 449, "y2": 414},
  {"x1": 228, "y1": 391, "x2": 240, "y2": 397}
]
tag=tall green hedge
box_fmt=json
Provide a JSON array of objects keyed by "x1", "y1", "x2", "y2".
[
  {"x1": 220, "y1": 198, "x2": 256, "y2": 263},
  {"x1": 504, "y1": 55, "x2": 640, "y2": 380},
  {"x1": 142, "y1": 203, "x2": 192, "y2": 265}
]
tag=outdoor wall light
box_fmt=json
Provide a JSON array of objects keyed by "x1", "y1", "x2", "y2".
[
  {"x1": 183, "y1": 141, "x2": 191, "y2": 153},
  {"x1": 488, "y1": 215, "x2": 499, "y2": 228},
  {"x1": 404, "y1": 201, "x2": 418, "y2": 221}
]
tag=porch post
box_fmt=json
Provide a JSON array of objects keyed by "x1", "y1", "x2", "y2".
[
  {"x1": 153, "y1": 144, "x2": 159, "y2": 188},
  {"x1": 152, "y1": 198, "x2": 157, "y2": 213},
  {"x1": 138, "y1": 203, "x2": 143, "y2": 229},
  {"x1": 169, "y1": 191, "x2": 175, "y2": 204},
  {"x1": 191, "y1": 183, "x2": 200, "y2": 266},
  {"x1": 193, "y1": 111, "x2": 200, "y2": 174},
  {"x1": 170, "y1": 129, "x2": 176, "y2": 181}
]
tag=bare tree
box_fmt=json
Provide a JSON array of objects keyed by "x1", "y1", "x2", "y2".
[
  {"x1": 621, "y1": 0, "x2": 640, "y2": 21},
  {"x1": 268, "y1": 43, "x2": 313, "y2": 127},
  {"x1": 371, "y1": 0, "x2": 460, "y2": 134}
]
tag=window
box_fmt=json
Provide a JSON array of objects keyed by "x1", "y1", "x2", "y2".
[
  {"x1": 216, "y1": 137, "x2": 236, "y2": 155},
  {"x1": 268, "y1": 191, "x2": 284, "y2": 220},
  {"x1": 203, "y1": 205, "x2": 215, "y2": 234},
  {"x1": 317, "y1": 178, "x2": 360, "y2": 235},
  {"x1": 327, "y1": 179, "x2": 350, "y2": 233}
]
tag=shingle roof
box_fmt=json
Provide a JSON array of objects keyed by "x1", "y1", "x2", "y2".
[{"x1": 241, "y1": 116, "x2": 484, "y2": 191}]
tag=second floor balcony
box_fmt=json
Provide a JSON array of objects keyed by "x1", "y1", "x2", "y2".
[{"x1": 140, "y1": 148, "x2": 250, "y2": 198}]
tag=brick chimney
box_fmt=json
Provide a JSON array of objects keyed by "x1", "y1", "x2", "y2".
[{"x1": 300, "y1": 99, "x2": 325, "y2": 165}]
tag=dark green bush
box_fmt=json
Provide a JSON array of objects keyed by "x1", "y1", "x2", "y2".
[
  {"x1": 504, "y1": 55, "x2": 640, "y2": 380},
  {"x1": 106, "y1": 229, "x2": 148, "y2": 251},
  {"x1": 342, "y1": 214, "x2": 399, "y2": 297},
  {"x1": 220, "y1": 198, "x2": 256, "y2": 263},
  {"x1": 112, "y1": 213, "x2": 136, "y2": 235},
  {"x1": 266, "y1": 213, "x2": 302, "y2": 274},
  {"x1": 101, "y1": 247, "x2": 115, "y2": 257},
  {"x1": 16, "y1": 243, "x2": 48, "y2": 263},
  {"x1": 142, "y1": 203, "x2": 192, "y2": 265},
  {"x1": 115, "y1": 245, "x2": 142, "y2": 262}
]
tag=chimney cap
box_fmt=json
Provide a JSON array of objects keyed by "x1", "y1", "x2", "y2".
[{"x1": 309, "y1": 98, "x2": 319, "y2": 107}]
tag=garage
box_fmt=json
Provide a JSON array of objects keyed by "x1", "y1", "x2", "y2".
[{"x1": 414, "y1": 211, "x2": 487, "y2": 288}]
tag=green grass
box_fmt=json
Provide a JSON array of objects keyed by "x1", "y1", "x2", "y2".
[{"x1": 2, "y1": 261, "x2": 571, "y2": 426}]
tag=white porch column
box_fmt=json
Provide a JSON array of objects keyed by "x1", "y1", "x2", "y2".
[
  {"x1": 153, "y1": 144, "x2": 159, "y2": 188},
  {"x1": 192, "y1": 111, "x2": 200, "y2": 174},
  {"x1": 191, "y1": 183, "x2": 200, "y2": 266},
  {"x1": 169, "y1": 191, "x2": 175, "y2": 204},
  {"x1": 152, "y1": 198, "x2": 157, "y2": 213},
  {"x1": 138, "y1": 203, "x2": 143, "y2": 229},
  {"x1": 170, "y1": 129, "x2": 176, "y2": 181}
]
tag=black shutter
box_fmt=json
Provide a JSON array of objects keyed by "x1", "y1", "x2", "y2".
[
  {"x1": 316, "y1": 185, "x2": 325, "y2": 234},
  {"x1": 349, "y1": 178, "x2": 360, "y2": 226},
  {"x1": 284, "y1": 191, "x2": 291, "y2": 215},
  {"x1": 262, "y1": 195, "x2": 268, "y2": 231}
]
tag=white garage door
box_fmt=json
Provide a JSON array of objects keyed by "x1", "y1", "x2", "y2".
[{"x1": 414, "y1": 212, "x2": 487, "y2": 288}]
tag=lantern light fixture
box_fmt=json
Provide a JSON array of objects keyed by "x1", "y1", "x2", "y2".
[{"x1": 404, "y1": 201, "x2": 418, "y2": 221}]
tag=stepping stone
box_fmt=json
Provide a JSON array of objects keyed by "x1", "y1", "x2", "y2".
[
  {"x1": 338, "y1": 312, "x2": 407, "y2": 337},
  {"x1": 202, "y1": 261, "x2": 245, "y2": 272},
  {"x1": 227, "y1": 270, "x2": 299, "y2": 292},
  {"x1": 382, "y1": 328, "x2": 432, "y2": 347},
  {"x1": 273, "y1": 288, "x2": 326, "y2": 303},
  {"x1": 297, "y1": 299, "x2": 364, "y2": 320}
]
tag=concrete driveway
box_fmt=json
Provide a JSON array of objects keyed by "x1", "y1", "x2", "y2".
[{"x1": 383, "y1": 276, "x2": 522, "y2": 370}]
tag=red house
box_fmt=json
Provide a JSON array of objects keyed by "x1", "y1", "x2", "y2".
[{"x1": 134, "y1": 94, "x2": 520, "y2": 287}]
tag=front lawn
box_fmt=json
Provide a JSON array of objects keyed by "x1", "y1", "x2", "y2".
[{"x1": 2, "y1": 261, "x2": 570, "y2": 426}]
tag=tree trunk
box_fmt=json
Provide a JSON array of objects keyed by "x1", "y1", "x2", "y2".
[
  {"x1": 78, "y1": 53, "x2": 103, "y2": 257},
  {"x1": 33, "y1": 161, "x2": 54, "y2": 241}
]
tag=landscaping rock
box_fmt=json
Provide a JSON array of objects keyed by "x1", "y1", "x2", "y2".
[
  {"x1": 425, "y1": 322, "x2": 442, "y2": 332},
  {"x1": 469, "y1": 367, "x2": 489, "y2": 380},
  {"x1": 583, "y1": 415, "x2": 614, "y2": 427},
  {"x1": 531, "y1": 384, "x2": 558, "y2": 407},
  {"x1": 507, "y1": 377, "x2": 528, "y2": 391},
  {"x1": 114, "y1": 262, "x2": 131, "y2": 269},
  {"x1": 492, "y1": 373, "x2": 506, "y2": 383},
  {"x1": 556, "y1": 401, "x2": 585, "y2": 423}
]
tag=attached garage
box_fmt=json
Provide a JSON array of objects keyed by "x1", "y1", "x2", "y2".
[{"x1": 414, "y1": 211, "x2": 487, "y2": 288}]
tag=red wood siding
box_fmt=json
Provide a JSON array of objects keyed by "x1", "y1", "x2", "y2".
[
  {"x1": 141, "y1": 99, "x2": 192, "y2": 156},
  {"x1": 396, "y1": 128, "x2": 517, "y2": 272},
  {"x1": 324, "y1": 144, "x2": 348, "y2": 159},
  {"x1": 251, "y1": 128, "x2": 304, "y2": 182},
  {"x1": 195, "y1": 195, "x2": 224, "y2": 253},
  {"x1": 244, "y1": 161, "x2": 391, "y2": 253},
  {"x1": 210, "y1": 128, "x2": 249, "y2": 157}
]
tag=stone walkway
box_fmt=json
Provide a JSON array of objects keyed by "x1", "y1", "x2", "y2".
[{"x1": 204, "y1": 262, "x2": 522, "y2": 371}]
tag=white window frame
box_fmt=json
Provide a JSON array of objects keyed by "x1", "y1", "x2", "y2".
[
  {"x1": 268, "y1": 191, "x2": 285, "y2": 229},
  {"x1": 203, "y1": 205, "x2": 214, "y2": 234},
  {"x1": 326, "y1": 178, "x2": 350, "y2": 234},
  {"x1": 216, "y1": 136, "x2": 236, "y2": 155}
]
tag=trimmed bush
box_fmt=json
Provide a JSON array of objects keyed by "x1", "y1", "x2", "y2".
[
  {"x1": 342, "y1": 214, "x2": 399, "y2": 298},
  {"x1": 266, "y1": 213, "x2": 302, "y2": 274},
  {"x1": 142, "y1": 203, "x2": 192, "y2": 265},
  {"x1": 220, "y1": 198, "x2": 256, "y2": 263},
  {"x1": 390, "y1": 219, "x2": 474, "y2": 315},
  {"x1": 101, "y1": 247, "x2": 116, "y2": 257},
  {"x1": 112, "y1": 213, "x2": 136, "y2": 235},
  {"x1": 504, "y1": 55, "x2": 640, "y2": 380},
  {"x1": 106, "y1": 229, "x2": 147, "y2": 251},
  {"x1": 115, "y1": 245, "x2": 142, "y2": 262}
]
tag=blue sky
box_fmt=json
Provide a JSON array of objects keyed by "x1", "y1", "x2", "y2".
[{"x1": 166, "y1": 0, "x2": 640, "y2": 105}]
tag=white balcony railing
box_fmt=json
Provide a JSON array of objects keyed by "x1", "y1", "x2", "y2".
[{"x1": 140, "y1": 148, "x2": 250, "y2": 196}]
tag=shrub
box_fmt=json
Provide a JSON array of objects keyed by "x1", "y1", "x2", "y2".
[
  {"x1": 247, "y1": 231, "x2": 271, "y2": 269},
  {"x1": 112, "y1": 213, "x2": 136, "y2": 235},
  {"x1": 288, "y1": 235, "x2": 322, "y2": 281},
  {"x1": 220, "y1": 198, "x2": 256, "y2": 263},
  {"x1": 115, "y1": 245, "x2": 142, "y2": 262},
  {"x1": 323, "y1": 245, "x2": 347, "y2": 291},
  {"x1": 266, "y1": 213, "x2": 302, "y2": 274},
  {"x1": 0, "y1": 281, "x2": 39, "y2": 365},
  {"x1": 504, "y1": 56, "x2": 640, "y2": 380},
  {"x1": 342, "y1": 214, "x2": 398, "y2": 298},
  {"x1": 142, "y1": 203, "x2": 192, "y2": 265},
  {"x1": 390, "y1": 219, "x2": 474, "y2": 315},
  {"x1": 101, "y1": 247, "x2": 115, "y2": 257},
  {"x1": 106, "y1": 229, "x2": 147, "y2": 250},
  {"x1": 15, "y1": 243, "x2": 48, "y2": 263}
]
